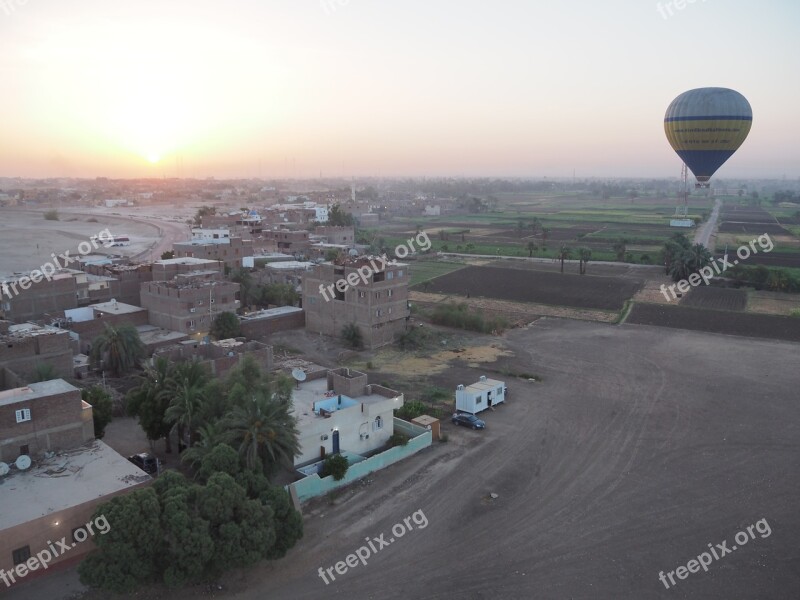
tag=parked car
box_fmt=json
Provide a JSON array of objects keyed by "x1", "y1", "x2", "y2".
[
  {"x1": 128, "y1": 453, "x2": 159, "y2": 475},
  {"x1": 451, "y1": 413, "x2": 486, "y2": 430}
]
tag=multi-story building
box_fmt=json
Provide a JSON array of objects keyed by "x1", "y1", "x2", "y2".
[
  {"x1": 261, "y1": 229, "x2": 311, "y2": 255},
  {"x1": 64, "y1": 300, "x2": 149, "y2": 354},
  {"x1": 172, "y1": 236, "x2": 253, "y2": 270},
  {"x1": 302, "y1": 257, "x2": 410, "y2": 349},
  {"x1": 0, "y1": 322, "x2": 73, "y2": 386},
  {"x1": 258, "y1": 261, "x2": 314, "y2": 290},
  {"x1": 314, "y1": 226, "x2": 355, "y2": 245},
  {"x1": 139, "y1": 270, "x2": 240, "y2": 336},
  {"x1": 83, "y1": 263, "x2": 153, "y2": 307},
  {"x1": 152, "y1": 257, "x2": 223, "y2": 280}
]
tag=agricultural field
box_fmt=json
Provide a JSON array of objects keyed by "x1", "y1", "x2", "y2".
[
  {"x1": 408, "y1": 260, "x2": 467, "y2": 286},
  {"x1": 715, "y1": 203, "x2": 800, "y2": 269},
  {"x1": 679, "y1": 286, "x2": 747, "y2": 311},
  {"x1": 416, "y1": 265, "x2": 645, "y2": 311},
  {"x1": 626, "y1": 302, "x2": 800, "y2": 342}
]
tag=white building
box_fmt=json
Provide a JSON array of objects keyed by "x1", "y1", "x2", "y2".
[
  {"x1": 455, "y1": 376, "x2": 506, "y2": 414},
  {"x1": 291, "y1": 368, "x2": 404, "y2": 466}
]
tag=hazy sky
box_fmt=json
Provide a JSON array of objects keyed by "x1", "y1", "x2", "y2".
[{"x1": 1, "y1": 0, "x2": 798, "y2": 179}]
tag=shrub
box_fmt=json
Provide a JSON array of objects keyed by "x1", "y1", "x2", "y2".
[
  {"x1": 430, "y1": 302, "x2": 508, "y2": 333},
  {"x1": 341, "y1": 323, "x2": 363, "y2": 349},
  {"x1": 320, "y1": 454, "x2": 349, "y2": 481},
  {"x1": 43, "y1": 209, "x2": 59, "y2": 221},
  {"x1": 389, "y1": 433, "x2": 409, "y2": 447},
  {"x1": 395, "y1": 401, "x2": 428, "y2": 421}
]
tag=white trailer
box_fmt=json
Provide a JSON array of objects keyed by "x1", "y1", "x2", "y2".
[{"x1": 455, "y1": 376, "x2": 506, "y2": 415}]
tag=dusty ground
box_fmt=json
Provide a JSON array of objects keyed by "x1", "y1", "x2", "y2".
[
  {"x1": 10, "y1": 319, "x2": 800, "y2": 600},
  {"x1": 747, "y1": 290, "x2": 800, "y2": 316}
]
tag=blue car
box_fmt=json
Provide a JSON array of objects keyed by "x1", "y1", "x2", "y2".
[{"x1": 451, "y1": 413, "x2": 486, "y2": 430}]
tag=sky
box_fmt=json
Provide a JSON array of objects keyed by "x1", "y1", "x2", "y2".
[{"x1": 0, "y1": 0, "x2": 798, "y2": 180}]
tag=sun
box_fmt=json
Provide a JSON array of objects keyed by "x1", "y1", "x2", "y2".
[{"x1": 147, "y1": 153, "x2": 161, "y2": 164}]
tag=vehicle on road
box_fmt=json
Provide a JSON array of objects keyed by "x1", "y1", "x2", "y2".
[{"x1": 451, "y1": 413, "x2": 486, "y2": 430}]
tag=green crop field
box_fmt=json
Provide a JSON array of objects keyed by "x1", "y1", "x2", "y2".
[{"x1": 408, "y1": 261, "x2": 468, "y2": 286}]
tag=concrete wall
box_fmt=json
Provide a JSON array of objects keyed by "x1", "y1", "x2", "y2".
[
  {"x1": 69, "y1": 311, "x2": 149, "y2": 354},
  {"x1": 288, "y1": 418, "x2": 431, "y2": 503},
  {"x1": 239, "y1": 310, "x2": 305, "y2": 338},
  {"x1": 0, "y1": 332, "x2": 73, "y2": 383}
]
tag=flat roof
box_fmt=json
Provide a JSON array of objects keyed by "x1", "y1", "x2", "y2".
[
  {"x1": 90, "y1": 300, "x2": 145, "y2": 315},
  {"x1": 0, "y1": 440, "x2": 150, "y2": 531},
  {"x1": 290, "y1": 376, "x2": 399, "y2": 429},
  {"x1": 0, "y1": 379, "x2": 79, "y2": 408},
  {"x1": 465, "y1": 378, "x2": 505, "y2": 393},
  {"x1": 265, "y1": 261, "x2": 314, "y2": 270},
  {"x1": 136, "y1": 325, "x2": 188, "y2": 345},
  {"x1": 154, "y1": 257, "x2": 220, "y2": 266},
  {"x1": 4, "y1": 323, "x2": 68, "y2": 339},
  {"x1": 240, "y1": 306, "x2": 303, "y2": 320}
]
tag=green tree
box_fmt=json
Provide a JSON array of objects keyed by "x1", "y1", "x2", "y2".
[
  {"x1": 540, "y1": 226, "x2": 550, "y2": 249},
  {"x1": 578, "y1": 247, "x2": 592, "y2": 275},
  {"x1": 193, "y1": 205, "x2": 216, "y2": 226},
  {"x1": 259, "y1": 283, "x2": 299, "y2": 308},
  {"x1": 210, "y1": 311, "x2": 241, "y2": 340},
  {"x1": 526, "y1": 241, "x2": 537, "y2": 257},
  {"x1": 327, "y1": 203, "x2": 355, "y2": 226},
  {"x1": 223, "y1": 389, "x2": 300, "y2": 474},
  {"x1": 557, "y1": 245, "x2": 573, "y2": 273},
  {"x1": 341, "y1": 323, "x2": 363, "y2": 349},
  {"x1": 612, "y1": 238, "x2": 629, "y2": 262},
  {"x1": 160, "y1": 250, "x2": 175, "y2": 260},
  {"x1": 164, "y1": 360, "x2": 209, "y2": 451},
  {"x1": 320, "y1": 454, "x2": 349, "y2": 481},
  {"x1": 127, "y1": 356, "x2": 174, "y2": 453},
  {"x1": 230, "y1": 269, "x2": 254, "y2": 307},
  {"x1": 90, "y1": 324, "x2": 145, "y2": 377},
  {"x1": 82, "y1": 385, "x2": 114, "y2": 439},
  {"x1": 30, "y1": 362, "x2": 58, "y2": 383}
]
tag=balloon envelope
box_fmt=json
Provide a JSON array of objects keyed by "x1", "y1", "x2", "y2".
[{"x1": 664, "y1": 87, "x2": 752, "y2": 184}]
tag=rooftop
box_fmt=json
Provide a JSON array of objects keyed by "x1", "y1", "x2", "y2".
[
  {"x1": 2, "y1": 323, "x2": 68, "y2": 339},
  {"x1": 0, "y1": 379, "x2": 79, "y2": 408},
  {"x1": 290, "y1": 376, "x2": 399, "y2": 429},
  {"x1": 89, "y1": 300, "x2": 145, "y2": 315},
  {"x1": 154, "y1": 257, "x2": 221, "y2": 266},
  {"x1": 265, "y1": 261, "x2": 314, "y2": 270},
  {"x1": 240, "y1": 306, "x2": 303, "y2": 320},
  {"x1": 0, "y1": 440, "x2": 150, "y2": 531}
]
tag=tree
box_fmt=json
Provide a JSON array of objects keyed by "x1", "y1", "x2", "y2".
[
  {"x1": 541, "y1": 227, "x2": 550, "y2": 249},
  {"x1": 164, "y1": 361, "x2": 209, "y2": 451},
  {"x1": 327, "y1": 203, "x2": 355, "y2": 227},
  {"x1": 223, "y1": 390, "x2": 300, "y2": 474},
  {"x1": 90, "y1": 324, "x2": 144, "y2": 377},
  {"x1": 530, "y1": 217, "x2": 541, "y2": 236},
  {"x1": 30, "y1": 362, "x2": 58, "y2": 383},
  {"x1": 526, "y1": 241, "x2": 537, "y2": 257},
  {"x1": 557, "y1": 245, "x2": 573, "y2": 273},
  {"x1": 662, "y1": 233, "x2": 691, "y2": 274},
  {"x1": 160, "y1": 250, "x2": 175, "y2": 260},
  {"x1": 341, "y1": 323, "x2": 363, "y2": 349},
  {"x1": 578, "y1": 247, "x2": 592, "y2": 275},
  {"x1": 127, "y1": 357, "x2": 174, "y2": 452},
  {"x1": 230, "y1": 269, "x2": 254, "y2": 307},
  {"x1": 193, "y1": 205, "x2": 216, "y2": 226},
  {"x1": 320, "y1": 454, "x2": 349, "y2": 481},
  {"x1": 210, "y1": 311, "x2": 241, "y2": 340},
  {"x1": 612, "y1": 238, "x2": 629, "y2": 262},
  {"x1": 259, "y1": 283, "x2": 299, "y2": 308},
  {"x1": 82, "y1": 386, "x2": 114, "y2": 439}
]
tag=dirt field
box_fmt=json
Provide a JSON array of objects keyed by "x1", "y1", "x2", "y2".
[
  {"x1": 626, "y1": 303, "x2": 800, "y2": 342},
  {"x1": 17, "y1": 319, "x2": 799, "y2": 600},
  {"x1": 680, "y1": 287, "x2": 748, "y2": 311},
  {"x1": 420, "y1": 265, "x2": 644, "y2": 311}
]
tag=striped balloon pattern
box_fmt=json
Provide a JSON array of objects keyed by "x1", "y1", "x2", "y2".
[{"x1": 664, "y1": 87, "x2": 752, "y2": 184}]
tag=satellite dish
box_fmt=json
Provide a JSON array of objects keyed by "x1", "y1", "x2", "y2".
[
  {"x1": 291, "y1": 368, "x2": 307, "y2": 382},
  {"x1": 0, "y1": 462, "x2": 9, "y2": 477},
  {"x1": 15, "y1": 455, "x2": 31, "y2": 471}
]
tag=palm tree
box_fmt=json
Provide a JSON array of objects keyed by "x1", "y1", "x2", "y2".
[
  {"x1": 578, "y1": 247, "x2": 592, "y2": 275},
  {"x1": 163, "y1": 360, "x2": 209, "y2": 451},
  {"x1": 127, "y1": 356, "x2": 174, "y2": 452},
  {"x1": 180, "y1": 422, "x2": 226, "y2": 468},
  {"x1": 557, "y1": 245, "x2": 573, "y2": 273},
  {"x1": 30, "y1": 362, "x2": 58, "y2": 383},
  {"x1": 223, "y1": 390, "x2": 300, "y2": 474},
  {"x1": 526, "y1": 241, "x2": 537, "y2": 257},
  {"x1": 541, "y1": 227, "x2": 550, "y2": 250},
  {"x1": 612, "y1": 238, "x2": 629, "y2": 262},
  {"x1": 90, "y1": 324, "x2": 144, "y2": 377},
  {"x1": 685, "y1": 243, "x2": 712, "y2": 272}
]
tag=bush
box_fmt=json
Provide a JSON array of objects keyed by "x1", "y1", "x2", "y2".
[
  {"x1": 395, "y1": 401, "x2": 428, "y2": 421},
  {"x1": 389, "y1": 433, "x2": 409, "y2": 447},
  {"x1": 341, "y1": 323, "x2": 363, "y2": 349},
  {"x1": 430, "y1": 302, "x2": 508, "y2": 333},
  {"x1": 320, "y1": 454, "x2": 349, "y2": 481},
  {"x1": 43, "y1": 209, "x2": 59, "y2": 221}
]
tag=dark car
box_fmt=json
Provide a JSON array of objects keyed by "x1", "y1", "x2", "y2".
[
  {"x1": 128, "y1": 453, "x2": 159, "y2": 475},
  {"x1": 451, "y1": 413, "x2": 486, "y2": 430}
]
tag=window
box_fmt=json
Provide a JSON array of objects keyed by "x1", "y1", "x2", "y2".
[
  {"x1": 497, "y1": 386, "x2": 503, "y2": 394},
  {"x1": 388, "y1": 307, "x2": 392, "y2": 314},
  {"x1": 387, "y1": 271, "x2": 394, "y2": 280},
  {"x1": 15, "y1": 408, "x2": 31, "y2": 423},
  {"x1": 374, "y1": 292, "x2": 380, "y2": 299},
  {"x1": 387, "y1": 289, "x2": 393, "y2": 297},
  {"x1": 187, "y1": 320, "x2": 196, "y2": 329},
  {"x1": 376, "y1": 309, "x2": 382, "y2": 317},
  {"x1": 397, "y1": 270, "x2": 403, "y2": 277},
  {"x1": 373, "y1": 416, "x2": 383, "y2": 431},
  {"x1": 308, "y1": 297, "x2": 316, "y2": 305},
  {"x1": 359, "y1": 291, "x2": 366, "y2": 298},
  {"x1": 12, "y1": 546, "x2": 30, "y2": 566},
  {"x1": 19, "y1": 444, "x2": 29, "y2": 456}
]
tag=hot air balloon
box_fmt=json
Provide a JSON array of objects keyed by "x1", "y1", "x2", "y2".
[{"x1": 664, "y1": 87, "x2": 752, "y2": 187}]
